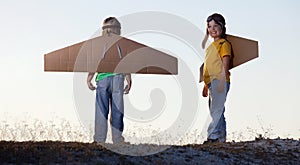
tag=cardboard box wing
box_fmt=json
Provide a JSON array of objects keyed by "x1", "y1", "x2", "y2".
[
  {"x1": 44, "y1": 34, "x2": 178, "y2": 74},
  {"x1": 199, "y1": 34, "x2": 259, "y2": 82}
]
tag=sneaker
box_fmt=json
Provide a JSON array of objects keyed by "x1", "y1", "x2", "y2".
[
  {"x1": 113, "y1": 140, "x2": 130, "y2": 146},
  {"x1": 112, "y1": 136, "x2": 125, "y2": 145},
  {"x1": 203, "y1": 138, "x2": 219, "y2": 144},
  {"x1": 93, "y1": 141, "x2": 105, "y2": 146}
]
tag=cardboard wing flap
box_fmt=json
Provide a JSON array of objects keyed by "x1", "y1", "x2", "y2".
[
  {"x1": 44, "y1": 34, "x2": 178, "y2": 74},
  {"x1": 227, "y1": 34, "x2": 259, "y2": 68},
  {"x1": 199, "y1": 34, "x2": 259, "y2": 82}
]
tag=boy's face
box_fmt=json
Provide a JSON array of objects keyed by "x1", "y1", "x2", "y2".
[{"x1": 207, "y1": 20, "x2": 222, "y2": 40}]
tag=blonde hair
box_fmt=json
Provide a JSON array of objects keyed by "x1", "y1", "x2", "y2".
[{"x1": 102, "y1": 17, "x2": 121, "y2": 36}]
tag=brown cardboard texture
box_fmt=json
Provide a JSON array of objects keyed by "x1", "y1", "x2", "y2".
[
  {"x1": 44, "y1": 34, "x2": 178, "y2": 74},
  {"x1": 199, "y1": 34, "x2": 259, "y2": 82}
]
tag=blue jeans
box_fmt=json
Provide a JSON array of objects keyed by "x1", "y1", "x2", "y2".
[
  {"x1": 94, "y1": 74, "x2": 125, "y2": 143},
  {"x1": 207, "y1": 79, "x2": 230, "y2": 142}
]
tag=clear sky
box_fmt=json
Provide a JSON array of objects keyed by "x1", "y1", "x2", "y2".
[{"x1": 0, "y1": 0, "x2": 299, "y2": 142}]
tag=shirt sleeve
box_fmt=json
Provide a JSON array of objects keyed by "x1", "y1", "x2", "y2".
[{"x1": 220, "y1": 41, "x2": 231, "y2": 58}]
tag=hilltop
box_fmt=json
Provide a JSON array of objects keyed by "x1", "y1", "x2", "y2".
[{"x1": 0, "y1": 138, "x2": 299, "y2": 164}]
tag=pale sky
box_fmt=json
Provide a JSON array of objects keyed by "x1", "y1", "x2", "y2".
[{"x1": 0, "y1": 0, "x2": 299, "y2": 142}]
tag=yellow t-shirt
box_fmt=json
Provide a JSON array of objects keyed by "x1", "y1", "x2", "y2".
[{"x1": 203, "y1": 38, "x2": 231, "y2": 85}]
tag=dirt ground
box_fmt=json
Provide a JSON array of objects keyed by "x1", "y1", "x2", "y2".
[{"x1": 0, "y1": 138, "x2": 299, "y2": 164}]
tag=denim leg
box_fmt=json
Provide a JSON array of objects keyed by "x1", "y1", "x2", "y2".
[
  {"x1": 110, "y1": 74, "x2": 125, "y2": 143},
  {"x1": 216, "y1": 112, "x2": 226, "y2": 142},
  {"x1": 207, "y1": 80, "x2": 230, "y2": 141},
  {"x1": 94, "y1": 77, "x2": 111, "y2": 143}
]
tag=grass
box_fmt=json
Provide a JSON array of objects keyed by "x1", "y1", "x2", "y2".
[
  {"x1": 0, "y1": 116, "x2": 299, "y2": 164},
  {"x1": 0, "y1": 118, "x2": 92, "y2": 142},
  {"x1": 0, "y1": 116, "x2": 279, "y2": 144}
]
